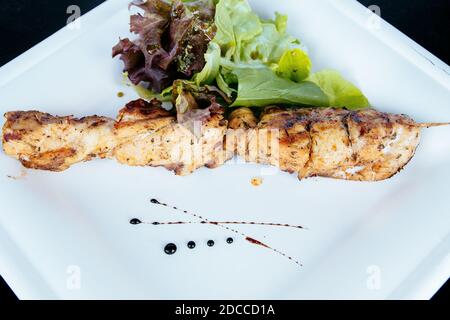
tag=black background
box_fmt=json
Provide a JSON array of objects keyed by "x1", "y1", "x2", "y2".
[{"x1": 0, "y1": 0, "x2": 449, "y2": 301}]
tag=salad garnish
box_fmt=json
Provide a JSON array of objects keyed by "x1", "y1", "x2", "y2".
[{"x1": 113, "y1": 0, "x2": 369, "y2": 111}]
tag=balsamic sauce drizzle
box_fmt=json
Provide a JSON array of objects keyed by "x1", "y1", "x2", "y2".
[
  {"x1": 164, "y1": 243, "x2": 177, "y2": 255},
  {"x1": 129, "y1": 218, "x2": 142, "y2": 225},
  {"x1": 148, "y1": 198, "x2": 303, "y2": 266},
  {"x1": 141, "y1": 220, "x2": 305, "y2": 229},
  {"x1": 187, "y1": 241, "x2": 196, "y2": 249}
]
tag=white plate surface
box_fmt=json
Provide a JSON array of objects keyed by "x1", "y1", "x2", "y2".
[{"x1": 0, "y1": 0, "x2": 449, "y2": 299}]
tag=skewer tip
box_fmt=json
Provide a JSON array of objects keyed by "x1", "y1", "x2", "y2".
[{"x1": 415, "y1": 122, "x2": 450, "y2": 128}]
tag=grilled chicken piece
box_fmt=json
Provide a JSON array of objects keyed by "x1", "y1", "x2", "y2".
[
  {"x1": 226, "y1": 107, "x2": 258, "y2": 158},
  {"x1": 114, "y1": 99, "x2": 229, "y2": 175},
  {"x1": 2, "y1": 111, "x2": 114, "y2": 171},
  {"x1": 228, "y1": 107, "x2": 258, "y2": 129},
  {"x1": 229, "y1": 107, "x2": 424, "y2": 181},
  {"x1": 2, "y1": 99, "x2": 229, "y2": 175}
]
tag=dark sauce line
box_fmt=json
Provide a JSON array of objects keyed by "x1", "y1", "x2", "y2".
[
  {"x1": 149, "y1": 198, "x2": 303, "y2": 267},
  {"x1": 140, "y1": 220, "x2": 306, "y2": 230}
]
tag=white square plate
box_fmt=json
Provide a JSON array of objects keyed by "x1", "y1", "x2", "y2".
[{"x1": 1, "y1": 0, "x2": 449, "y2": 299}]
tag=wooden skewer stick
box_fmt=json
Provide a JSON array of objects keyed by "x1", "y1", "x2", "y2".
[{"x1": 415, "y1": 122, "x2": 450, "y2": 128}]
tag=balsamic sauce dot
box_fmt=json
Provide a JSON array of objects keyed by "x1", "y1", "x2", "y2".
[
  {"x1": 150, "y1": 199, "x2": 160, "y2": 204},
  {"x1": 129, "y1": 218, "x2": 142, "y2": 225},
  {"x1": 187, "y1": 241, "x2": 196, "y2": 249},
  {"x1": 164, "y1": 243, "x2": 177, "y2": 255},
  {"x1": 207, "y1": 240, "x2": 215, "y2": 247},
  {"x1": 226, "y1": 237, "x2": 234, "y2": 244}
]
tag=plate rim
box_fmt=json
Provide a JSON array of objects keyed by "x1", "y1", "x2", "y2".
[{"x1": 0, "y1": 0, "x2": 449, "y2": 299}]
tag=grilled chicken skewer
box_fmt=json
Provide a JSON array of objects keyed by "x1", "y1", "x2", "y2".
[{"x1": 2, "y1": 99, "x2": 447, "y2": 181}]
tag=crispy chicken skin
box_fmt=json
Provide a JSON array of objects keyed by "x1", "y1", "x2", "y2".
[
  {"x1": 2, "y1": 101, "x2": 432, "y2": 181},
  {"x1": 229, "y1": 107, "x2": 421, "y2": 181},
  {"x1": 2, "y1": 111, "x2": 114, "y2": 171}
]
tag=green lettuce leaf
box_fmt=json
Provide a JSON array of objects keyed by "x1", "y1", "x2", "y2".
[
  {"x1": 175, "y1": 0, "x2": 369, "y2": 110},
  {"x1": 195, "y1": 42, "x2": 221, "y2": 85},
  {"x1": 216, "y1": 70, "x2": 236, "y2": 97},
  {"x1": 214, "y1": 0, "x2": 262, "y2": 60},
  {"x1": 191, "y1": 0, "x2": 370, "y2": 109},
  {"x1": 274, "y1": 12, "x2": 288, "y2": 33},
  {"x1": 276, "y1": 48, "x2": 312, "y2": 82},
  {"x1": 307, "y1": 70, "x2": 370, "y2": 109},
  {"x1": 231, "y1": 67, "x2": 329, "y2": 107},
  {"x1": 241, "y1": 18, "x2": 298, "y2": 64}
]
